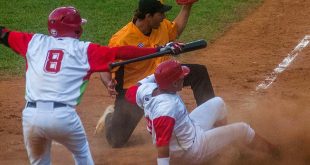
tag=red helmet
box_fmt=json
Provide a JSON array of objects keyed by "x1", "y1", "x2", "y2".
[
  {"x1": 155, "y1": 60, "x2": 190, "y2": 90},
  {"x1": 48, "y1": 6, "x2": 86, "y2": 38}
]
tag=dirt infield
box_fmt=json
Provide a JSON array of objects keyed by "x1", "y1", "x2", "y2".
[{"x1": 0, "y1": 0, "x2": 309, "y2": 164}]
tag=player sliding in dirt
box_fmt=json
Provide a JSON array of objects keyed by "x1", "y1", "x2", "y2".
[
  {"x1": 0, "y1": 6, "x2": 182, "y2": 165},
  {"x1": 95, "y1": 0, "x2": 215, "y2": 148},
  {"x1": 125, "y1": 60, "x2": 280, "y2": 165}
]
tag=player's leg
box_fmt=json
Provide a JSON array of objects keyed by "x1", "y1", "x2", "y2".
[
  {"x1": 105, "y1": 92, "x2": 144, "y2": 148},
  {"x1": 51, "y1": 106, "x2": 94, "y2": 165},
  {"x1": 187, "y1": 122, "x2": 255, "y2": 163},
  {"x1": 189, "y1": 97, "x2": 227, "y2": 131},
  {"x1": 247, "y1": 133, "x2": 280, "y2": 156},
  {"x1": 23, "y1": 135, "x2": 52, "y2": 165},
  {"x1": 22, "y1": 107, "x2": 52, "y2": 165},
  {"x1": 182, "y1": 64, "x2": 215, "y2": 105}
]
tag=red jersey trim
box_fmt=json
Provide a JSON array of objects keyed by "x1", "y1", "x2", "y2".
[
  {"x1": 8, "y1": 31, "x2": 33, "y2": 57},
  {"x1": 153, "y1": 116, "x2": 175, "y2": 147}
]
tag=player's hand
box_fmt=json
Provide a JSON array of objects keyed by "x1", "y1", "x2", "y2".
[
  {"x1": 159, "y1": 42, "x2": 184, "y2": 55},
  {"x1": 107, "y1": 79, "x2": 118, "y2": 97},
  {"x1": 100, "y1": 72, "x2": 118, "y2": 97}
]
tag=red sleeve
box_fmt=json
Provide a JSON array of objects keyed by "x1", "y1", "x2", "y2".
[
  {"x1": 113, "y1": 46, "x2": 157, "y2": 60},
  {"x1": 125, "y1": 85, "x2": 139, "y2": 105},
  {"x1": 87, "y1": 43, "x2": 117, "y2": 72},
  {"x1": 87, "y1": 43, "x2": 157, "y2": 72},
  {"x1": 153, "y1": 116, "x2": 175, "y2": 147},
  {"x1": 8, "y1": 31, "x2": 34, "y2": 57}
]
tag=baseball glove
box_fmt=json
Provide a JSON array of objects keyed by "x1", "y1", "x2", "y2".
[{"x1": 176, "y1": 0, "x2": 198, "y2": 5}]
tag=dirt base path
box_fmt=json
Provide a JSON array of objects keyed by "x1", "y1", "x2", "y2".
[{"x1": 1, "y1": 0, "x2": 309, "y2": 164}]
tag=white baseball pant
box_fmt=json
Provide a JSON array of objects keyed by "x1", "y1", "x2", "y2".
[
  {"x1": 171, "y1": 97, "x2": 255, "y2": 164},
  {"x1": 22, "y1": 101, "x2": 94, "y2": 165}
]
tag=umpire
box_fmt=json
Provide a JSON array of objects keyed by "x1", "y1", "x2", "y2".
[{"x1": 95, "y1": 0, "x2": 215, "y2": 147}]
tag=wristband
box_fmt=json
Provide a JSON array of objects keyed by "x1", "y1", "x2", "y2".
[
  {"x1": 0, "y1": 26, "x2": 4, "y2": 43},
  {"x1": 157, "y1": 157, "x2": 170, "y2": 165},
  {"x1": 0, "y1": 26, "x2": 10, "y2": 46}
]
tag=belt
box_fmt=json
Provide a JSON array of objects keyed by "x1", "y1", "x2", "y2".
[{"x1": 26, "y1": 102, "x2": 68, "y2": 109}]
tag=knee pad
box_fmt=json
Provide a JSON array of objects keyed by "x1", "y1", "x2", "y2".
[{"x1": 211, "y1": 97, "x2": 227, "y2": 119}]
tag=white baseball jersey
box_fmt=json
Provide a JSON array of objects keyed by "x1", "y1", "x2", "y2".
[
  {"x1": 136, "y1": 77, "x2": 196, "y2": 151},
  {"x1": 135, "y1": 76, "x2": 256, "y2": 164},
  {"x1": 5, "y1": 30, "x2": 157, "y2": 165},
  {"x1": 7, "y1": 31, "x2": 156, "y2": 106}
]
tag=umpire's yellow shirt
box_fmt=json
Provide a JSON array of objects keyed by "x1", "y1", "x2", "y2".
[{"x1": 109, "y1": 19, "x2": 178, "y2": 89}]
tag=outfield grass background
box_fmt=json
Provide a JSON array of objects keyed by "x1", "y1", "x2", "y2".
[{"x1": 0, "y1": 0, "x2": 261, "y2": 75}]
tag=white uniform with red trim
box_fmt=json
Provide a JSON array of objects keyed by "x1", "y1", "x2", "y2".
[
  {"x1": 136, "y1": 75, "x2": 256, "y2": 164},
  {"x1": 9, "y1": 32, "x2": 127, "y2": 105},
  {"x1": 137, "y1": 82, "x2": 196, "y2": 151},
  {"x1": 5, "y1": 31, "x2": 156, "y2": 165},
  {"x1": 26, "y1": 35, "x2": 91, "y2": 105}
]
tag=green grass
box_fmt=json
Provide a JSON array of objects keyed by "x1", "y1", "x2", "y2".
[{"x1": 0, "y1": 0, "x2": 262, "y2": 76}]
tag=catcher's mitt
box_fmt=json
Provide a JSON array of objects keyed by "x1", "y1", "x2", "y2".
[{"x1": 176, "y1": 0, "x2": 198, "y2": 5}]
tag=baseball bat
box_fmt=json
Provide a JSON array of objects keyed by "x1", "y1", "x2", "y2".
[{"x1": 109, "y1": 39, "x2": 207, "y2": 70}]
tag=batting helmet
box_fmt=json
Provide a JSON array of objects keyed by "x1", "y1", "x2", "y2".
[
  {"x1": 48, "y1": 6, "x2": 87, "y2": 39},
  {"x1": 155, "y1": 60, "x2": 190, "y2": 90}
]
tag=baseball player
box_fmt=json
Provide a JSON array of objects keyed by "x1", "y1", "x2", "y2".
[
  {"x1": 0, "y1": 6, "x2": 182, "y2": 165},
  {"x1": 95, "y1": 0, "x2": 214, "y2": 148},
  {"x1": 126, "y1": 60, "x2": 279, "y2": 165}
]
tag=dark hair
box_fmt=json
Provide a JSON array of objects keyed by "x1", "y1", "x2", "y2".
[{"x1": 133, "y1": 9, "x2": 156, "y2": 22}]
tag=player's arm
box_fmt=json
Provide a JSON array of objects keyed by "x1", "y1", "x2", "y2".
[
  {"x1": 98, "y1": 39, "x2": 122, "y2": 96},
  {"x1": 157, "y1": 146, "x2": 170, "y2": 165},
  {"x1": 153, "y1": 116, "x2": 175, "y2": 165},
  {"x1": 87, "y1": 43, "x2": 182, "y2": 72},
  {"x1": 173, "y1": 4, "x2": 192, "y2": 36},
  {"x1": 113, "y1": 46, "x2": 157, "y2": 60},
  {"x1": 87, "y1": 43, "x2": 157, "y2": 72},
  {"x1": 0, "y1": 26, "x2": 33, "y2": 57}
]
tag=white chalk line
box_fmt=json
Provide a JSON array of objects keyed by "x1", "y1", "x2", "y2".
[{"x1": 256, "y1": 35, "x2": 310, "y2": 91}]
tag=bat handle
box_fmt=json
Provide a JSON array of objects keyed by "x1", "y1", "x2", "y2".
[{"x1": 109, "y1": 62, "x2": 119, "y2": 70}]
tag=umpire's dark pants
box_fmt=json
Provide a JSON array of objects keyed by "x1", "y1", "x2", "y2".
[{"x1": 105, "y1": 64, "x2": 215, "y2": 147}]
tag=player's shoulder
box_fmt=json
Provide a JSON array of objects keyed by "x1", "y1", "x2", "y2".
[
  {"x1": 153, "y1": 96, "x2": 182, "y2": 117},
  {"x1": 109, "y1": 22, "x2": 142, "y2": 46},
  {"x1": 160, "y1": 19, "x2": 174, "y2": 28},
  {"x1": 157, "y1": 94, "x2": 181, "y2": 107},
  {"x1": 137, "y1": 83, "x2": 157, "y2": 97},
  {"x1": 28, "y1": 34, "x2": 55, "y2": 46},
  {"x1": 109, "y1": 22, "x2": 137, "y2": 46},
  {"x1": 152, "y1": 92, "x2": 182, "y2": 109},
  {"x1": 162, "y1": 19, "x2": 173, "y2": 24},
  {"x1": 29, "y1": 33, "x2": 49, "y2": 41},
  {"x1": 137, "y1": 83, "x2": 179, "y2": 104}
]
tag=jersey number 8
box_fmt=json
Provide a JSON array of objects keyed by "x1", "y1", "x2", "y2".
[{"x1": 44, "y1": 50, "x2": 64, "y2": 73}]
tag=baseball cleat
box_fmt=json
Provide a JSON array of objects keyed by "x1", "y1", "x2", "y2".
[{"x1": 94, "y1": 104, "x2": 114, "y2": 135}]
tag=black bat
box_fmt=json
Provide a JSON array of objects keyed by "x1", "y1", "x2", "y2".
[{"x1": 109, "y1": 39, "x2": 207, "y2": 70}]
